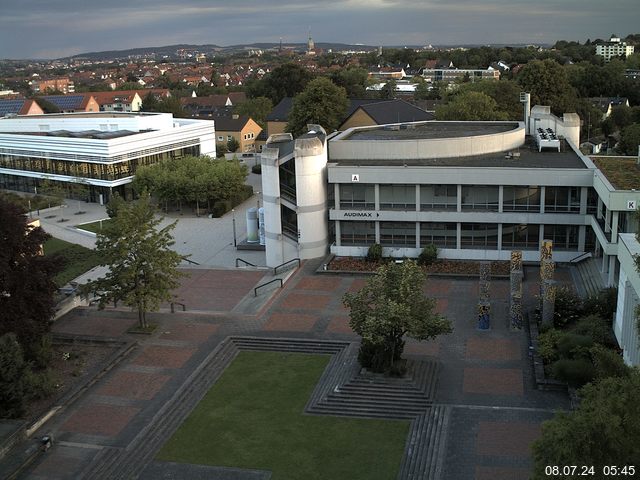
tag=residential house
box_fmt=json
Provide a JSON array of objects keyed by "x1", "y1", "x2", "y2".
[
  {"x1": 589, "y1": 97, "x2": 630, "y2": 120},
  {"x1": 215, "y1": 115, "x2": 262, "y2": 153},
  {"x1": 30, "y1": 77, "x2": 75, "y2": 94},
  {"x1": 339, "y1": 99, "x2": 434, "y2": 130},
  {"x1": 0, "y1": 98, "x2": 44, "y2": 116},
  {"x1": 39, "y1": 94, "x2": 100, "y2": 113},
  {"x1": 596, "y1": 35, "x2": 635, "y2": 62}
]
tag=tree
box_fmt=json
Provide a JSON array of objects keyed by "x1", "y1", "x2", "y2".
[
  {"x1": 0, "y1": 334, "x2": 28, "y2": 419},
  {"x1": 436, "y1": 91, "x2": 510, "y2": 121},
  {"x1": 285, "y1": 78, "x2": 348, "y2": 137},
  {"x1": 331, "y1": 67, "x2": 369, "y2": 98},
  {"x1": 246, "y1": 63, "x2": 315, "y2": 104},
  {"x1": 456, "y1": 79, "x2": 524, "y2": 120},
  {"x1": 234, "y1": 96, "x2": 273, "y2": 128},
  {"x1": 343, "y1": 261, "x2": 452, "y2": 375},
  {"x1": 531, "y1": 370, "x2": 640, "y2": 479},
  {"x1": 0, "y1": 198, "x2": 60, "y2": 363},
  {"x1": 227, "y1": 136, "x2": 240, "y2": 153},
  {"x1": 379, "y1": 79, "x2": 397, "y2": 100},
  {"x1": 83, "y1": 194, "x2": 186, "y2": 328},
  {"x1": 517, "y1": 59, "x2": 578, "y2": 115},
  {"x1": 618, "y1": 124, "x2": 640, "y2": 155}
]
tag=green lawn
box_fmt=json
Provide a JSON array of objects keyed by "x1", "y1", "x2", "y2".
[
  {"x1": 158, "y1": 351, "x2": 410, "y2": 480},
  {"x1": 76, "y1": 218, "x2": 113, "y2": 234},
  {"x1": 43, "y1": 237, "x2": 102, "y2": 286}
]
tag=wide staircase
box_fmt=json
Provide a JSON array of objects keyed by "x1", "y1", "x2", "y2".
[{"x1": 574, "y1": 257, "x2": 606, "y2": 298}]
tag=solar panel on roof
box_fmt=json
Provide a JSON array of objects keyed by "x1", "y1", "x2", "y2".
[
  {"x1": 42, "y1": 95, "x2": 84, "y2": 109},
  {"x1": 0, "y1": 99, "x2": 26, "y2": 115}
]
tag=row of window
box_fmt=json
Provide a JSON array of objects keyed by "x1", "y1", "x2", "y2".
[
  {"x1": 338, "y1": 184, "x2": 593, "y2": 213},
  {"x1": 0, "y1": 145, "x2": 200, "y2": 182},
  {"x1": 339, "y1": 221, "x2": 583, "y2": 251}
]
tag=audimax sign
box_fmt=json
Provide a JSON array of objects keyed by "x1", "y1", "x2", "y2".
[{"x1": 343, "y1": 212, "x2": 380, "y2": 218}]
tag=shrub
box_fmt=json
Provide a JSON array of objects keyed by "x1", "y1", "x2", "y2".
[
  {"x1": 418, "y1": 244, "x2": 438, "y2": 266},
  {"x1": 0, "y1": 334, "x2": 28, "y2": 419},
  {"x1": 24, "y1": 368, "x2": 57, "y2": 400},
  {"x1": 551, "y1": 358, "x2": 595, "y2": 387},
  {"x1": 590, "y1": 345, "x2": 631, "y2": 380},
  {"x1": 583, "y1": 287, "x2": 617, "y2": 320},
  {"x1": 537, "y1": 328, "x2": 563, "y2": 364},
  {"x1": 571, "y1": 314, "x2": 615, "y2": 346},
  {"x1": 251, "y1": 164, "x2": 262, "y2": 174},
  {"x1": 557, "y1": 333, "x2": 594, "y2": 359},
  {"x1": 553, "y1": 286, "x2": 583, "y2": 327},
  {"x1": 211, "y1": 200, "x2": 232, "y2": 218},
  {"x1": 366, "y1": 243, "x2": 383, "y2": 263}
]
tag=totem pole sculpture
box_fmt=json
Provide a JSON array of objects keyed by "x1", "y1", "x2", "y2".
[
  {"x1": 477, "y1": 261, "x2": 491, "y2": 330},
  {"x1": 509, "y1": 250, "x2": 523, "y2": 330},
  {"x1": 539, "y1": 239, "x2": 556, "y2": 328}
]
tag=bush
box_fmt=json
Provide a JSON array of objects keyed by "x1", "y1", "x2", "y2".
[
  {"x1": 551, "y1": 358, "x2": 595, "y2": 387},
  {"x1": 0, "y1": 334, "x2": 28, "y2": 419},
  {"x1": 211, "y1": 200, "x2": 232, "y2": 218},
  {"x1": 537, "y1": 328, "x2": 563, "y2": 364},
  {"x1": 366, "y1": 243, "x2": 383, "y2": 263},
  {"x1": 583, "y1": 287, "x2": 617, "y2": 320},
  {"x1": 418, "y1": 244, "x2": 438, "y2": 266},
  {"x1": 24, "y1": 368, "x2": 57, "y2": 400},
  {"x1": 252, "y1": 164, "x2": 262, "y2": 174},
  {"x1": 556, "y1": 333, "x2": 594, "y2": 359},
  {"x1": 553, "y1": 286, "x2": 583, "y2": 327},
  {"x1": 571, "y1": 314, "x2": 615, "y2": 346},
  {"x1": 590, "y1": 345, "x2": 630, "y2": 380}
]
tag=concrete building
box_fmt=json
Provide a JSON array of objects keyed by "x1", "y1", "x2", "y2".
[
  {"x1": 421, "y1": 68, "x2": 500, "y2": 83},
  {"x1": 0, "y1": 112, "x2": 216, "y2": 203},
  {"x1": 596, "y1": 35, "x2": 635, "y2": 62},
  {"x1": 30, "y1": 77, "x2": 75, "y2": 94},
  {"x1": 614, "y1": 233, "x2": 640, "y2": 366}
]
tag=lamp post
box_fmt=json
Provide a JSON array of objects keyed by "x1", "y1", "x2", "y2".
[
  {"x1": 256, "y1": 191, "x2": 261, "y2": 209},
  {"x1": 232, "y1": 208, "x2": 237, "y2": 247}
]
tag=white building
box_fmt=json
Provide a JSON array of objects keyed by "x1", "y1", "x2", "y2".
[
  {"x1": 615, "y1": 234, "x2": 640, "y2": 366},
  {"x1": 596, "y1": 35, "x2": 635, "y2": 62},
  {"x1": 0, "y1": 112, "x2": 216, "y2": 203}
]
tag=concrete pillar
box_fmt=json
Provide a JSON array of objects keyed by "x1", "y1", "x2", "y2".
[
  {"x1": 605, "y1": 208, "x2": 611, "y2": 233},
  {"x1": 611, "y1": 211, "x2": 619, "y2": 243},
  {"x1": 457, "y1": 184, "x2": 462, "y2": 212},
  {"x1": 497, "y1": 224, "x2": 503, "y2": 251},
  {"x1": 415, "y1": 222, "x2": 420, "y2": 249},
  {"x1": 539, "y1": 186, "x2": 546, "y2": 214},
  {"x1": 335, "y1": 220, "x2": 341, "y2": 247},
  {"x1": 602, "y1": 253, "x2": 608, "y2": 274},
  {"x1": 334, "y1": 183, "x2": 340, "y2": 209},
  {"x1": 580, "y1": 186, "x2": 588, "y2": 215},
  {"x1": 456, "y1": 222, "x2": 461, "y2": 250},
  {"x1": 597, "y1": 197, "x2": 604, "y2": 220},
  {"x1": 375, "y1": 221, "x2": 380, "y2": 244},
  {"x1": 261, "y1": 146, "x2": 284, "y2": 267},
  {"x1": 578, "y1": 225, "x2": 586, "y2": 251},
  {"x1": 498, "y1": 185, "x2": 504, "y2": 213},
  {"x1": 415, "y1": 185, "x2": 420, "y2": 212},
  {"x1": 608, "y1": 255, "x2": 616, "y2": 287},
  {"x1": 374, "y1": 184, "x2": 380, "y2": 211}
]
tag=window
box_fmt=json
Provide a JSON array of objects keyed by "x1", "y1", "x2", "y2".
[
  {"x1": 340, "y1": 221, "x2": 376, "y2": 246},
  {"x1": 420, "y1": 185, "x2": 457, "y2": 210},
  {"x1": 379, "y1": 184, "x2": 415, "y2": 210},
  {"x1": 502, "y1": 224, "x2": 539, "y2": 249},
  {"x1": 545, "y1": 187, "x2": 580, "y2": 213},
  {"x1": 461, "y1": 223, "x2": 498, "y2": 249},
  {"x1": 461, "y1": 186, "x2": 499, "y2": 211},
  {"x1": 218, "y1": 136, "x2": 224, "y2": 141},
  {"x1": 503, "y1": 186, "x2": 540, "y2": 212},
  {"x1": 380, "y1": 222, "x2": 416, "y2": 247},
  {"x1": 339, "y1": 184, "x2": 375, "y2": 210},
  {"x1": 420, "y1": 222, "x2": 457, "y2": 247},
  {"x1": 227, "y1": 135, "x2": 233, "y2": 141},
  {"x1": 544, "y1": 225, "x2": 579, "y2": 250}
]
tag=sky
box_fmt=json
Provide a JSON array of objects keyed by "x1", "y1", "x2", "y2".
[{"x1": 0, "y1": 0, "x2": 638, "y2": 59}]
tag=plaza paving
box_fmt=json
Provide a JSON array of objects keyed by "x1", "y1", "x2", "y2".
[{"x1": 12, "y1": 260, "x2": 572, "y2": 480}]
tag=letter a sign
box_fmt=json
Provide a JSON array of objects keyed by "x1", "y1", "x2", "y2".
[{"x1": 351, "y1": 174, "x2": 360, "y2": 182}]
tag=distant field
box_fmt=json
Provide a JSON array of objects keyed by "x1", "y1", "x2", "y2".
[
  {"x1": 158, "y1": 351, "x2": 409, "y2": 480},
  {"x1": 43, "y1": 237, "x2": 102, "y2": 286},
  {"x1": 76, "y1": 219, "x2": 113, "y2": 234}
]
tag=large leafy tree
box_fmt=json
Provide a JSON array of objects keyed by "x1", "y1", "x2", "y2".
[
  {"x1": 0, "y1": 333, "x2": 29, "y2": 419},
  {"x1": 618, "y1": 124, "x2": 640, "y2": 156},
  {"x1": 246, "y1": 63, "x2": 315, "y2": 104},
  {"x1": 343, "y1": 261, "x2": 452, "y2": 374},
  {"x1": 234, "y1": 96, "x2": 273, "y2": 128},
  {"x1": 517, "y1": 59, "x2": 578, "y2": 115},
  {"x1": 84, "y1": 194, "x2": 186, "y2": 328},
  {"x1": 331, "y1": 67, "x2": 369, "y2": 98},
  {"x1": 285, "y1": 78, "x2": 349, "y2": 137},
  {"x1": 532, "y1": 370, "x2": 640, "y2": 479},
  {"x1": 436, "y1": 91, "x2": 510, "y2": 121},
  {"x1": 0, "y1": 198, "x2": 60, "y2": 363}
]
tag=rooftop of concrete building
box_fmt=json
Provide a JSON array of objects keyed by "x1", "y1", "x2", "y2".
[
  {"x1": 10, "y1": 111, "x2": 161, "y2": 120},
  {"x1": 342, "y1": 121, "x2": 518, "y2": 141},
  {"x1": 329, "y1": 136, "x2": 587, "y2": 169},
  {"x1": 0, "y1": 129, "x2": 143, "y2": 139},
  {"x1": 592, "y1": 156, "x2": 640, "y2": 190}
]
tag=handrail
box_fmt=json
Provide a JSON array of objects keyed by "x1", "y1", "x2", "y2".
[
  {"x1": 254, "y1": 278, "x2": 283, "y2": 296},
  {"x1": 569, "y1": 251, "x2": 592, "y2": 264},
  {"x1": 182, "y1": 256, "x2": 201, "y2": 266},
  {"x1": 273, "y1": 258, "x2": 300, "y2": 275},
  {"x1": 236, "y1": 258, "x2": 257, "y2": 267}
]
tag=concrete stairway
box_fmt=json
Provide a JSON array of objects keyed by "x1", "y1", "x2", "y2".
[{"x1": 575, "y1": 257, "x2": 605, "y2": 298}]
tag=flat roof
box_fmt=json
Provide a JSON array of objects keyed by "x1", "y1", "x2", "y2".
[
  {"x1": 11, "y1": 112, "x2": 160, "y2": 119},
  {"x1": 592, "y1": 156, "x2": 640, "y2": 190},
  {"x1": 330, "y1": 136, "x2": 587, "y2": 169},
  {"x1": 0, "y1": 129, "x2": 144, "y2": 139},
  {"x1": 343, "y1": 122, "x2": 519, "y2": 141}
]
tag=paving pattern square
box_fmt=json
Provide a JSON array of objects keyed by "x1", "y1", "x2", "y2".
[
  {"x1": 463, "y1": 367, "x2": 523, "y2": 395},
  {"x1": 296, "y1": 276, "x2": 342, "y2": 292},
  {"x1": 279, "y1": 292, "x2": 332, "y2": 310},
  {"x1": 132, "y1": 345, "x2": 197, "y2": 369},
  {"x1": 347, "y1": 278, "x2": 368, "y2": 292},
  {"x1": 424, "y1": 279, "x2": 452, "y2": 296},
  {"x1": 476, "y1": 421, "x2": 542, "y2": 456},
  {"x1": 490, "y1": 282, "x2": 510, "y2": 298},
  {"x1": 96, "y1": 371, "x2": 171, "y2": 400},
  {"x1": 52, "y1": 315, "x2": 133, "y2": 337},
  {"x1": 170, "y1": 269, "x2": 264, "y2": 311},
  {"x1": 263, "y1": 313, "x2": 319, "y2": 332},
  {"x1": 405, "y1": 340, "x2": 440, "y2": 357},
  {"x1": 475, "y1": 466, "x2": 531, "y2": 480},
  {"x1": 325, "y1": 315, "x2": 355, "y2": 334},
  {"x1": 30, "y1": 450, "x2": 89, "y2": 479},
  {"x1": 466, "y1": 337, "x2": 521, "y2": 362},
  {"x1": 61, "y1": 403, "x2": 140, "y2": 437},
  {"x1": 435, "y1": 298, "x2": 448, "y2": 314},
  {"x1": 159, "y1": 322, "x2": 220, "y2": 343}
]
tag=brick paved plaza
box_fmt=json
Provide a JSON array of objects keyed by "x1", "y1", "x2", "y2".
[{"x1": 13, "y1": 261, "x2": 572, "y2": 480}]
